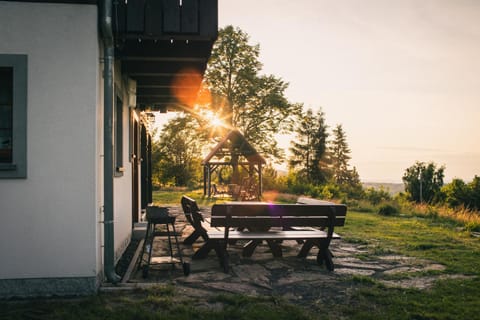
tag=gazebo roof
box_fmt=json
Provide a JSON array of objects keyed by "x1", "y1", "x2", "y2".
[{"x1": 202, "y1": 130, "x2": 266, "y2": 165}]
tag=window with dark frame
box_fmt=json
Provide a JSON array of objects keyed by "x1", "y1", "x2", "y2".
[
  {"x1": 0, "y1": 54, "x2": 27, "y2": 179},
  {"x1": 0, "y1": 67, "x2": 13, "y2": 163},
  {"x1": 115, "y1": 95, "x2": 124, "y2": 176}
]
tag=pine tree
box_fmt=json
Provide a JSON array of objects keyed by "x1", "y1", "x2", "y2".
[
  {"x1": 330, "y1": 124, "x2": 352, "y2": 184},
  {"x1": 289, "y1": 108, "x2": 330, "y2": 184}
]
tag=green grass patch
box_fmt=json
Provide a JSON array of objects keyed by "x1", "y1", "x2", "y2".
[
  {"x1": 152, "y1": 189, "x2": 230, "y2": 207},
  {"x1": 343, "y1": 211, "x2": 480, "y2": 275},
  {"x1": 340, "y1": 277, "x2": 480, "y2": 320},
  {"x1": 0, "y1": 289, "x2": 315, "y2": 320}
]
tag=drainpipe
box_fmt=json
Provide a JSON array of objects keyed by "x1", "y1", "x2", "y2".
[{"x1": 100, "y1": 0, "x2": 121, "y2": 284}]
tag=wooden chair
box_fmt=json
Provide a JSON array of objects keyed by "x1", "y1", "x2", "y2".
[{"x1": 180, "y1": 195, "x2": 209, "y2": 245}]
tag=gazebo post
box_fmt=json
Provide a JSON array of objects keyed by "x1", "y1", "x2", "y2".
[
  {"x1": 203, "y1": 165, "x2": 206, "y2": 196},
  {"x1": 258, "y1": 163, "x2": 263, "y2": 197},
  {"x1": 207, "y1": 165, "x2": 212, "y2": 197}
]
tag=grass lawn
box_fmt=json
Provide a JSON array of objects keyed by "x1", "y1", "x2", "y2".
[{"x1": 2, "y1": 190, "x2": 479, "y2": 319}]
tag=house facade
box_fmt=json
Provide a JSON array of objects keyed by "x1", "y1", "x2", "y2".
[{"x1": 0, "y1": 0, "x2": 217, "y2": 297}]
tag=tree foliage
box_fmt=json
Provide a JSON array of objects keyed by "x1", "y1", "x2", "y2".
[
  {"x1": 288, "y1": 108, "x2": 330, "y2": 184},
  {"x1": 204, "y1": 25, "x2": 300, "y2": 160},
  {"x1": 442, "y1": 176, "x2": 480, "y2": 210},
  {"x1": 402, "y1": 161, "x2": 445, "y2": 203},
  {"x1": 152, "y1": 25, "x2": 301, "y2": 187},
  {"x1": 153, "y1": 115, "x2": 204, "y2": 187}
]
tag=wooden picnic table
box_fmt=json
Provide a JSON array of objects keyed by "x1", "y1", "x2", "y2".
[{"x1": 206, "y1": 200, "x2": 347, "y2": 272}]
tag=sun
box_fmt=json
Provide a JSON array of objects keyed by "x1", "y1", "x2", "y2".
[
  {"x1": 210, "y1": 116, "x2": 224, "y2": 128},
  {"x1": 201, "y1": 110, "x2": 225, "y2": 128}
]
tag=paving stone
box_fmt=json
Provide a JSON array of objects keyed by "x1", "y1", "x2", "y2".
[
  {"x1": 232, "y1": 264, "x2": 271, "y2": 289},
  {"x1": 424, "y1": 264, "x2": 446, "y2": 272},
  {"x1": 383, "y1": 266, "x2": 423, "y2": 275},
  {"x1": 263, "y1": 260, "x2": 293, "y2": 271},
  {"x1": 276, "y1": 271, "x2": 331, "y2": 286},
  {"x1": 336, "y1": 245, "x2": 368, "y2": 254},
  {"x1": 377, "y1": 255, "x2": 418, "y2": 263},
  {"x1": 202, "y1": 282, "x2": 261, "y2": 295},
  {"x1": 334, "y1": 258, "x2": 389, "y2": 270},
  {"x1": 334, "y1": 268, "x2": 376, "y2": 276}
]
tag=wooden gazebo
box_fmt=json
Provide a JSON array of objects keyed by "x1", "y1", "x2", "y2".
[{"x1": 202, "y1": 130, "x2": 266, "y2": 198}]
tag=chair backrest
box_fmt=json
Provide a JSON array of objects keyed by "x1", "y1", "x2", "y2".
[{"x1": 181, "y1": 195, "x2": 203, "y2": 226}]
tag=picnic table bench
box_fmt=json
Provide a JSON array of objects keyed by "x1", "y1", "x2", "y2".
[{"x1": 182, "y1": 195, "x2": 347, "y2": 273}]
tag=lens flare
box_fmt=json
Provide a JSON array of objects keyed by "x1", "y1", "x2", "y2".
[{"x1": 171, "y1": 68, "x2": 203, "y2": 107}]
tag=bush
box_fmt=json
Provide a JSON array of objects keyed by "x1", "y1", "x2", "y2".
[
  {"x1": 378, "y1": 203, "x2": 398, "y2": 216},
  {"x1": 365, "y1": 187, "x2": 391, "y2": 205},
  {"x1": 441, "y1": 176, "x2": 480, "y2": 211},
  {"x1": 347, "y1": 199, "x2": 376, "y2": 213}
]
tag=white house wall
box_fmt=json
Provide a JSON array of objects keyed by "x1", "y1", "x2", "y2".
[
  {"x1": 0, "y1": 2, "x2": 100, "y2": 296},
  {"x1": 113, "y1": 63, "x2": 134, "y2": 264}
]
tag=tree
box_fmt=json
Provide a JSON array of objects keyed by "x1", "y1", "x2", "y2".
[
  {"x1": 289, "y1": 108, "x2": 330, "y2": 184},
  {"x1": 402, "y1": 161, "x2": 445, "y2": 203},
  {"x1": 203, "y1": 25, "x2": 300, "y2": 160},
  {"x1": 441, "y1": 175, "x2": 480, "y2": 210},
  {"x1": 468, "y1": 176, "x2": 480, "y2": 210},
  {"x1": 261, "y1": 164, "x2": 283, "y2": 192},
  {"x1": 328, "y1": 124, "x2": 362, "y2": 197},
  {"x1": 330, "y1": 124, "x2": 352, "y2": 184},
  {"x1": 153, "y1": 115, "x2": 204, "y2": 187},
  {"x1": 441, "y1": 178, "x2": 470, "y2": 208}
]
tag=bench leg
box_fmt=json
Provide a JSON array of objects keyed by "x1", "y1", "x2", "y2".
[
  {"x1": 317, "y1": 248, "x2": 334, "y2": 271},
  {"x1": 221, "y1": 251, "x2": 229, "y2": 273},
  {"x1": 213, "y1": 240, "x2": 229, "y2": 273},
  {"x1": 183, "y1": 229, "x2": 206, "y2": 245},
  {"x1": 242, "y1": 240, "x2": 260, "y2": 257},
  {"x1": 192, "y1": 240, "x2": 215, "y2": 259},
  {"x1": 297, "y1": 239, "x2": 335, "y2": 270},
  {"x1": 297, "y1": 240, "x2": 316, "y2": 258},
  {"x1": 267, "y1": 240, "x2": 283, "y2": 257}
]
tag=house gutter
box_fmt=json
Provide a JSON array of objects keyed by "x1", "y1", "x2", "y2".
[{"x1": 100, "y1": 0, "x2": 121, "y2": 284}]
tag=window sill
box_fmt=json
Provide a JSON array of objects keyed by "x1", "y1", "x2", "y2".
[
  {"x1": 0, "y1": 163, "x2": 25, "y2": 178},
  {"x1": 0, "y1": 163, "x2": 17, "y2": 171}
]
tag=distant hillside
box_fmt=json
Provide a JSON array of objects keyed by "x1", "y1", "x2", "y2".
[
  {"x1": 273, "y1": 168, "x2": 404, "y2": 195},
  {"x1": 362, "y1": 182, "x2": 404, "y2": 195}
]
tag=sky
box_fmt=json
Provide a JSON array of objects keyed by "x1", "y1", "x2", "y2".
[{"x1": 216, "y1": 0, "x2": 480, "y2": 183}]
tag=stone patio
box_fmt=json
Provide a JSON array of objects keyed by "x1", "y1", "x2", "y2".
[{"x1": 113, "y1": 206, "x2": 464, "y2": 301}]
